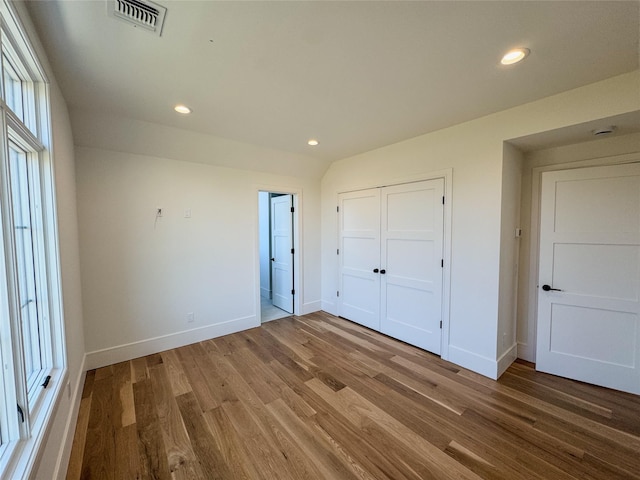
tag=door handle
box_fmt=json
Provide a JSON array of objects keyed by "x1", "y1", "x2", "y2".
[
  {"x1": 270, "y1": 257, "x2": 275, "y2": 262},
  {"x1": 542, "y1": 284, "x2": 562, "y2": 292},
  {"x1": 380, "y1": 269, "x2": 386, "y2": 274},
  {"x1": 373, "y1": 268, "x2": 379, "y2": 273}
]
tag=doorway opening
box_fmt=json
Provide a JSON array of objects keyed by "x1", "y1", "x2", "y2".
[{"x1": 258, "y1": 191, "x2": 296, "y2": 323}]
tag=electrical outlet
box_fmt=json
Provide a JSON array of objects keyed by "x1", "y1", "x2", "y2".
[
  {"x1": 184, "y1": 208, "x2": 192, "y2": 218},
  {"x1": 187, "y1": 312, "x2": 195, "y2": 323},
  {"x1": 156, "y1": 207, "x2": 163, "y2": 217},
  {"x1": 66, "y1": 381, "x2": 71, "y2": 399}
]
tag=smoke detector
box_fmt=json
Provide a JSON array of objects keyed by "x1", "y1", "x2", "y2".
[{"x1": 108, "y1": 0, "x2": 167, "y2": 36}]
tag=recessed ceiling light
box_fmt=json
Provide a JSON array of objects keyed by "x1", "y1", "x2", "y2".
[
  {"x1": 307, "y1": 139, "x2": 319, "y2": 146},
  {"x1": 174, "y1": 104, "x2": 191, "y2": 114},
  {"x1": 500, "y1": 48, "x2": 530, "y2": 65}
]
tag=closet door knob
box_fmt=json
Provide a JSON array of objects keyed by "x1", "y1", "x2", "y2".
[
  {"x1": 380, "y1": 269, "x2": 386, "y2": 274},
  {"x1": 373, "y1": 268, "x2": 379, "y2": 273}
]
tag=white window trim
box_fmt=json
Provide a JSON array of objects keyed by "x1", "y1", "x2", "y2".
[{"x1": 0, "y1": 0, "x2": 67, "y2": 478}]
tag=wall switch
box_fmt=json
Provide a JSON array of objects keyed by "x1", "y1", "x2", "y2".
[
  {"x1": 184, "y1": 209, "x2": 192, "y2": 218},
  {"x1": 187, "y1": 312, "x2": 195, "y2": 323},
  {"x1": 515, "y1": 228, "x2": 522, "y2": 238}
]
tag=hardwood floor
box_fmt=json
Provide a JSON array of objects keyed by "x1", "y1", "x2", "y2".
[{"x1": 66, "y1": 312, "x2": 640, "y2": 480}]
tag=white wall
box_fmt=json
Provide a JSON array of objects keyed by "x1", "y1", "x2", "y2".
[
  {"x1": 75, "y1": 124, "x2": 321, "y2": 367},
  {"x1": 321, "y1": 71, "x2": 639, "y2": 379},
  {"x1": 496, "y1": 142, "x2": 523, "y2": 375},
  {"x1": 71, "y1": 109, "x2": 327, "y2": 181},
  {"x1": 11, "y1": 2, "x2": 87, "y2": 478},
  {"x1": 516, "y1": 132, "x2": 640, "y2": 361},
  {"x1": 258, "y1": 191, "x2": 270, "y2": 298}
]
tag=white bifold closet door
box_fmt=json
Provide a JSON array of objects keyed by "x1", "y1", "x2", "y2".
[{"x1": 338, "y1": 179, "x2": 444, "y2": 354}]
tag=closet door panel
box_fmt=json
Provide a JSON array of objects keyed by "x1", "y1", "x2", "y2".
[
  {"x1": 380, "y1": 180, "x2": 444, "y2": 354},
  {"x1": 338, "y1": 189, "x2": 381, "y2": 330}
]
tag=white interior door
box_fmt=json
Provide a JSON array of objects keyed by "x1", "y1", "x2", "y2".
[
  {"x1": 380, "y1": 180, "x2": 444, "y2": 354},
  {"x1": 536, "y1": 163, "x2": 640, "y2": 394},
  {"x1": 338, "y1": 189, "x2": 381, "y2": 330},
  {"x1": 270, "y1": 194, "x2": 293, "y2": 313}
]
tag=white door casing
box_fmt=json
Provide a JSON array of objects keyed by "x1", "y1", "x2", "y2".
[
  {"x1": 536, "y1": 163, "x2": 640, "y2": 394},
  {"x1": 271, "y1": 194, "x2": 294, "y2": 313},
  {"x1": 338, "y1": 179, "x2": 444, "y2": 354}
]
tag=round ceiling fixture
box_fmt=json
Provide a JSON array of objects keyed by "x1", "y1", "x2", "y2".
[
  {"x1": 500, "y1": 48, "x2": 530, "y2": 65},
  {"x1": 174, "y1": 104, "x2": 192, "y2": 114},
  {"x1": 307, "y1": 139, "x2": 319, "y2": 146}
]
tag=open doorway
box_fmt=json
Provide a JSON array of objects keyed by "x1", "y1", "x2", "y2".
[{"x1": 259, "y1": 191, "x2": 295, "y2": 322}]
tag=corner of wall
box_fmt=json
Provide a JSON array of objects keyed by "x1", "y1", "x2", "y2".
[
  {"x1": 302, "y1": 301, "x2": 322, "y2": 315},
  {"x1": 496, "y1": 343, "x2": 518, "y2": 378},
  {"x1": 448, "y1": 346, "x2": 500, "y2": 380},
  {"x1": 497, "y1": 142, "x2": 524, "y2": 360}
]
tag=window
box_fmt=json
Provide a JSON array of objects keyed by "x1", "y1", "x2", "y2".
[
  {"x1": 9, "y1": 142, "x2": 50, "y2": 400},
  {"x1": 0, "y1": 1, "x2": 66, "y2": 478}
]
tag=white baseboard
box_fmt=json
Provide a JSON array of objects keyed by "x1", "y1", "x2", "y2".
[
  {"x1": 517, "y1": 341, "x2": 535, "y2": 363},
  {"x1": 448, "y1": 343, "x2": 517, "y2": 380},
  {"x1": 53, "y1": 355, "x2": 87, "y2": 480},
  {"x1": 302, "y1": 300, "x2": 321, "y2": 315},
  {"x1": 85, "y1": 315, "x2": 258, "y2": 370},
  {"x1": 448, "y1": 345, "x2": 499, "y2": 380},
  {"x1": 497, "y1": 343, "x2": 518, "y2": 378},
  {"x1": 321, "y1": 300, "x2": 337, "y2": 316}
]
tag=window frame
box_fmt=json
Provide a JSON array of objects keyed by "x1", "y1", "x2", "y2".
[
  {"x1": 0, "y1": 1, "x2": 67, "y2": 478},
  {"x1": 7, "y1": 137, "x2": 52, "y2": 403}
]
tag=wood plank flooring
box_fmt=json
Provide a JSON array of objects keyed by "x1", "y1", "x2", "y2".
[{"x1": 66, "y1": 311, "x2": 640, "y2": 479}]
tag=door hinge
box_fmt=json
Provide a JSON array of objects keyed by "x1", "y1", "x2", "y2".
[
  {"x1": 291, "y1": 289, "x2": 295, "y2": 295},
  {"x1": 17, "y1": 404, "x2": 24, "y2": 423},
  {"x1": 291, "y1": 248, "x2": 295, "y2": 254},
  {"x1": 442, "y1": 196, "x2": 445, "y2": 205},
  {"x1": 42, "y1": 375, "x2": 51, "y2": 388},
  {"x1": 441, "y1": 259, "x2": 444, "y2": 268},
  {"x1": 440, "y1": 320, "x2": 442, "y2": 329},
  {"x1": 290, "y1": 206, "x2": 294, "y2": 213},
  {"x1": 337, "y1": 206, "x2": 339, "y2": 213},
  {"x1": 337, "y1": 248, "x2": 339, "y2": 255},
  {"x1": 337, "y1": 290, "x2": 340, "y2": 297}
]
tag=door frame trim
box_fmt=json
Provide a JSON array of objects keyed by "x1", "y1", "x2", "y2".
[
  {"x1": 525, "y1": 152, "x2": 640, "y2": 363},
  {"x1": 255, "y1": 185, "x2": 302, "y2": 322},
  {"x1": 336, "y1": 169, "x2": 453, "y2": 360}
]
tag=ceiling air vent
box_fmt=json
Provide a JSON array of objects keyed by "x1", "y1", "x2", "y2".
[{"x1": 108, "y1": 0, "x2": 167, "y2": 36}]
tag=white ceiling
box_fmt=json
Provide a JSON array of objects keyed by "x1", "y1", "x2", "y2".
[{"x1": 27, "y1": 1, "x2": 640, "y2": 163}]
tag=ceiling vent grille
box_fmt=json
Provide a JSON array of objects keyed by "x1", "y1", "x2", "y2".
[{"x1": 108, "y1": 0, "x2": 167, "y2": 36}]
